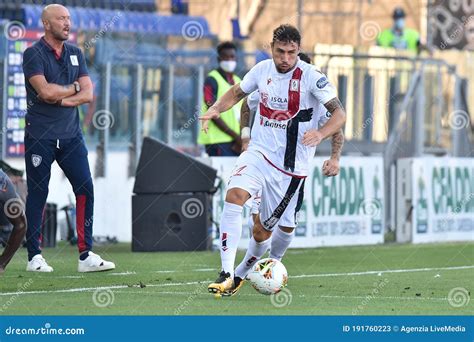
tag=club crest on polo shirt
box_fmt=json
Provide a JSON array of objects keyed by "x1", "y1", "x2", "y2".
[
  {"x1": 70, "y1": 55, "x2": 79, "y2": 66},
  {"x1": 31, "y1": 154, "x2": 42, "y2": 168}
]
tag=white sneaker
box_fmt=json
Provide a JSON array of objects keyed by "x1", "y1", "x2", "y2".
[
  {"x1": 26, "y1": 254, "x2": 54, "y2": 272},
  {"x1": 78, "y1": 252, "x2": 115, "y2": 273}
]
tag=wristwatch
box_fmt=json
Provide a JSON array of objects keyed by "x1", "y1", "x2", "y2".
[{"x1": 73, "y1": 81, "x2": 81, "y2": 94}]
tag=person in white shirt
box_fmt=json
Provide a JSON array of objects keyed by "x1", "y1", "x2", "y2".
[
  {"x1": 238, "y1": 52, "x2": 344, "y2": 281},
  {"x1": 201, "y1": 25, "x2": 346, "y2": 296}
]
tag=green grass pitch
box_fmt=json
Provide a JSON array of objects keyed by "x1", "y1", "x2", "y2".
[{"x1": 0, "y1": 242, "x2": 472, "y2": 315}]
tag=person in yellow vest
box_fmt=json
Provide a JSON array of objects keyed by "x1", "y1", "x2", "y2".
[
  {"x1": 198, "y1": 42, "x2": 242, "y2": 156},
  {"x1": 377, "y1": 7, "x2": 421, "y2": 53}
]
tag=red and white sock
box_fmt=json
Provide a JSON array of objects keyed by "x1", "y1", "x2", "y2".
[
  {"x1": 219, "y1": 202, "x2": 243, "y2": 278},
  {"x1": 235, "y1": 236, "x2": 271, "y2": 279}
]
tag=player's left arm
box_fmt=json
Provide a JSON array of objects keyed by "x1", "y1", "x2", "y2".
[
  {"x1": 322, "y1": 128, "x2": 344, "y2": 177},
  {"x1": 60, "y1": 76, "x2": 93, "y2": 107},
  {"x1": 319, "y1": 97, "x2": 346, "y2": 139},
  {"x1": 302, "y1": 97, "x2": 346, "y2": 147}
]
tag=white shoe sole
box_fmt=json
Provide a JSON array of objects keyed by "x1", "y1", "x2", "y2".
[
  {"x1": 78, "y1": 263, "x2": 115, "y2": 273},
  {"x1": 26, "y1": 267, "x2": 54, "y2": 273}
]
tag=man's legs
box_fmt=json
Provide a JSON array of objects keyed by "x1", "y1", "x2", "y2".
[
  {"x1": 234, "y1": 214, "x2": 272, "y2": 279},
  {"x1": 24, "y1": 136, "x2": 55, "y2": 269},
  {"x1": 208, "y1": 151, "x2": 263, "y2": 294},
  {"x1": 55, "y1": 136, "x2": 114, "y2": 272},
  {"x1": 234, "y1": 175, "x2": 304, "y2": 282},
  {"x1": 55, "y1": 136, "x2": 93, "y2": 257}
]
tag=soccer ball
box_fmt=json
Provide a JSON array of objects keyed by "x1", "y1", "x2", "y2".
[{"x1": 247, "y1": 258, "x2": 288, "y2": 295}]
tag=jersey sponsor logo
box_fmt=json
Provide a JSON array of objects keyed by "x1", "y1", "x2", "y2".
[
  {"x1": 260, "y1": 116, "x2": 288, "y2": 129},
  {"x1": 270, "y1": 97, "x2": 288, "y2": 104},
  {"x1": 316, "y1": 77, "x2": 329, "y2": 89},
  {"x1": 31, "y1": 154, "x2": 42, "y2": 168}
]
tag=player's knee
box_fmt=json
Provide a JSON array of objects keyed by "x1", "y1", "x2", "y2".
[
  {"x1": 279, "y1": 226, "x2": 294, "y2": 234},
  {"x1": 253, "y1": 221, "x2": 271, "y2": 242},
  {"x1": 74, "y1": 177, "x2": 94, "y2": 196},
  {"x1": 225, "y1": 188, "x2": 249, "y2": 206}
]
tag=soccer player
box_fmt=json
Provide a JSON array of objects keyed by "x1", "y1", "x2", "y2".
[
  {"x1": 0, "y1": 170, "x2": 27, "y2": 275},
  {"x1": 233, "y1": 53, "x2": 344, "y2": 289},
  {"x1": 22, "y1": 4, "x2": 115, "y2": 272},
  {"x1": 200, "y1": 25, "x2": 346, "y2": 295}
]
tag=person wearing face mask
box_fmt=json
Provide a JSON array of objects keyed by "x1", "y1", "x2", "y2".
[
  {"x1": 198, "y1": 42, "x2": 243, "y2": 156},
  {"x1": 377, "y1": 7, "x2": 421, "y2": 53}
]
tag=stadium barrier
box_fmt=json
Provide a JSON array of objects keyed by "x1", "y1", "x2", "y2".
[{"x1": 396, "y1": 157, "x2": 474, "y2": 244}]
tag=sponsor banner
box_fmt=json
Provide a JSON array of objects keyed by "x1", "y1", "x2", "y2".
[
  {"x1": 411, "y1": 158, "x2": 474, "y2": 243},
  {"x1": 210, "y1": 156, "x2": 385, "y2": 248}
]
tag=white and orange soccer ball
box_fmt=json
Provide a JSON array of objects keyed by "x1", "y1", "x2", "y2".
[{"x1": 247, "y1": 258, "x2": 288, "y2": 295}]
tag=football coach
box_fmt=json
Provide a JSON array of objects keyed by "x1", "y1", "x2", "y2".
[{"x1": 22, "y1": 4, "x2": 115, "y2": 273}]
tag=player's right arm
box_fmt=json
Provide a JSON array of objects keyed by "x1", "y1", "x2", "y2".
[
  {"x1": 200, "y1": 62, "x2": 262, "y2": 133},
  {"x1": 200, "y1": 84, "x2": 247, "y2": 133}
]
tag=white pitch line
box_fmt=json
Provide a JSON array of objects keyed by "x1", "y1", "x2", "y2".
[
  {"x1": 108, "y1": 271, "x2": 137, "y2": 276},
  {"x1": 0, "y1": 265, "x2": 472, "y2": 298},
  {"x1": 0, "y1": 281, "x2": 206, "y2": 297},
  {"x1": 292, "y1": 265, "x2": 474, "y2": 278},
  {"x1": 319, "y1": 295, "x2": 448, "y2": 302}
]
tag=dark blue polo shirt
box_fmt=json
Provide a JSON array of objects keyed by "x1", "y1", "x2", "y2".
[{"x1": 22, "y1": 37, "x2": 89, "y2": 139}]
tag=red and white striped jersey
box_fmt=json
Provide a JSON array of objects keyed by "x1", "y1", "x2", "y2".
[{"x1": 240, "y1": 59, "x2": 337, "y2": 177}]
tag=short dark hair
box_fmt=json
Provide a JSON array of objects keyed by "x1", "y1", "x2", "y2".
[
  {"x1": 272, "y1": 24, "x2": 301, "y2": 45},
  {"x1": 298, "y1": 52, "x2": 311, "y2": 64},
  {"x1": 217, "y1": 41, "x2": 236, "y2": 56}
]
